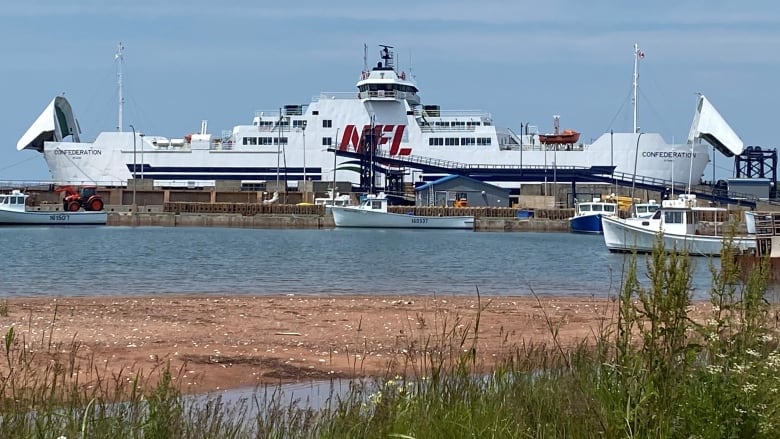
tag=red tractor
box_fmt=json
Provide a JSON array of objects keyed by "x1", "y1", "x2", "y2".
[{"x1": 56, "y1": 185, "x2": 105, "y2": 212}]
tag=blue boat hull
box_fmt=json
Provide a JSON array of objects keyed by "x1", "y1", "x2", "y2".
[{"x1": 569, "y1": 214, "x2": 605, "y2": 234}]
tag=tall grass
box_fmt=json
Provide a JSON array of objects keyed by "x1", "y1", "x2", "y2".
[{"x1": 1, "y1": 231, "x2": 779, "y2": 437}]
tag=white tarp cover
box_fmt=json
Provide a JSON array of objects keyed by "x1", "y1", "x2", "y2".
[
  {"x1": 17, "y1": 96, "x2": 80, "y2": 151},
  {"x1": 687, "y1": 94, "x2": 743, "y2": 157}
]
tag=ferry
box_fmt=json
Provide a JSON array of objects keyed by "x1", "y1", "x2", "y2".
[{"x1": 17, "y1": 44, "x2": 728, "y2": 190}]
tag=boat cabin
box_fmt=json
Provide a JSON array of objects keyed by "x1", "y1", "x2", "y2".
[
  {"x1": 0, "y1": 190, "x2": 29, "y2": 212},
  {"x1": 650, "y1": 194, "x2": 725, "y2": 235},
  {"x1": 355, "y1": 193, "x2": 389, "y2": 213},
  {"x1": 631, "y1": 200, "x2": 660, "y2": 218},
  {"x1": 574, "y1": 198, "x2": 618, "y2": 217}
]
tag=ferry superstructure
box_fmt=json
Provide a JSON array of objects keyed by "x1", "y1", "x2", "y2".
[{"x1": 17, "y1": 44, "x2": 726, "y2": 190}]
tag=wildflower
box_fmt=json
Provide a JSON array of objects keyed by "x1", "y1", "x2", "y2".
[{"x1": 746, "y1": 349, "x2": 761, "y2": 358}]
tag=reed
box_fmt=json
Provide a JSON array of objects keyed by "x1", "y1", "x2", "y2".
[{"x1": 1, "y1": 230, "x2": 779, "y2": 437}]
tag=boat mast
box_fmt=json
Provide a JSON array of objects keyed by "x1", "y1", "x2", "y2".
[
  {"x1": 116, "y1": 42, "x2": 124, "y2": 132},
  {"x1": 632, "y1": 43, "x2": 640, "y2": 134}
]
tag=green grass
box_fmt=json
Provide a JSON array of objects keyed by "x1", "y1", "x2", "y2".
[{"x1": 1, "y1": 232, "x2": 779, "y2": 437}]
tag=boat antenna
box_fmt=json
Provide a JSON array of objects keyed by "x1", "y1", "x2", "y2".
[
  {"x1": 379, "y1": 44, "x2": 394, "y2": 70},
  {"x1": 408, "y1": 49, "x2": 415, "y2": 82},
  {"x1": 632, "y1": 43, "x2": 643, "y2": 134},
  {"x1": 363, "y1": 43, "x2": 368, "y2": 73},
  {"x1": 116, "y1": 42, "x2": 124, "y2": 132}
]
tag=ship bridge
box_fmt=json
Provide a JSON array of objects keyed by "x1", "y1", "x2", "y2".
[{"x1": 356, "y1": 45, "x2": 420, "y2": 105}]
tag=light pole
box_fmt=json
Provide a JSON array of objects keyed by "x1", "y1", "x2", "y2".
[
  {"x1": 631, "y1": 132, "x2": 643, "y2": 201},
  {"x1": 332, "y1": 128, "x2": 339, "y2": 205},
  {"x1": 553, "y1": 146, "x2": 557, "y2": 205},
  {"x1": 140, "y1": 133, "x2": 145, "y2": 179},
  {"x1": 543, "y1": 144, "x2": 547, "y2": 197},
  {"x1": 302, "y1": 125, "x2": 307, "y2": 201},
  {"x1": 129, "y1": 124, "x2": 136, "y2": 208}
]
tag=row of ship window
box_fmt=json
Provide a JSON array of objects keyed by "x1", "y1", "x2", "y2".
[
  {"x1": 255, "y1": 120, "x2": 487, "y2": 130},
  {"x1": 428, "y1": 137, "x2": 492, "y2": 146},
  {"x1": 255, "y1": 120, "x2": 332, "y2": 128},
  {"x1": 240, "y1": 136, "x2": 491, "y2": 146},
  {"x1": 422, "y1": 121, "x2": 484, "y2": 127},
  {"x1": 242, "y1": 137, "x2": 335, "y2": 146}
]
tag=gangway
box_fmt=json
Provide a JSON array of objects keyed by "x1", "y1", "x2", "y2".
[{"x1": 329, "y1": 147, "x2": 757, "y2": 208}]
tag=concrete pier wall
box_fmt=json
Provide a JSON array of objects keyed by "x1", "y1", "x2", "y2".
[{"x1": 108, "y1": 211, "x2": 568, "y2": 231}]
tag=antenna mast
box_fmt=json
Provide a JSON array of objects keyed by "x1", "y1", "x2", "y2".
[
  {"x1": 116, "y1": 42, "x2": 124, "y2": 132},
  {"x1": 632, "y1": 43, "x2": 641, "y2": 134}
]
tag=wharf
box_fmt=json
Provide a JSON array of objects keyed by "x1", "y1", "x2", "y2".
[{"x1": 106, "y1": 203, "x2": 572, "y2": 232}]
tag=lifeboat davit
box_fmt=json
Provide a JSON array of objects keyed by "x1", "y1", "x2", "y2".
[{"x1": 539, "y1": 129, "x2": 580, "y2": 145}]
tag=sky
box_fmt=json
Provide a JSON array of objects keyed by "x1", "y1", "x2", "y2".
[{"x1": 2, "y1": 0, "x2": 779, "y2": 183}]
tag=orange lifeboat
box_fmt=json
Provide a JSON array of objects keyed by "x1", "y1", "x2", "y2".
[
  {"x1": 538, "y1": 115, "x2": 580, "y2": 145},
  {"x1": 539, "y1": 129, "x2": 581, "y2": 145}
]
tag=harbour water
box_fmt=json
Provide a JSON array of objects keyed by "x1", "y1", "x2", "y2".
[{"x1": 0, "y1": 226, "x2": 729, "y2": 300}]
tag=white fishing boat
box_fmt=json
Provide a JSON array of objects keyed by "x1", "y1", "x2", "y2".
[
  {"x1": 601, "y1": 194, "x2": 755, "y2": 256},
  {"x1": 17, "y1": 43, "x2": 716, "y2": 190},
  {"x1": 0, "y1": 190, "x2": 107, "y2": 225},
  {"x1": 331, "y1": 193, "x2": 474, "y2": 229}
]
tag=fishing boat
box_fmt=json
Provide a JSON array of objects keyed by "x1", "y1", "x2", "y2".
[
  {"x1": 569, "y1": 198, "x2": 619, "y2": 234},
  {"x1": 601, "y1": 194, "x2": 755, "y2": 256},
  {"x1": 331, "y1": 193, "x2": 474, "y2": 229},
  {"x1": 17, "y1": 43, "x2": 716, "y2": 190},
  {"x1": 0, "y1": 190, "x2": 107, "y2": 225}
]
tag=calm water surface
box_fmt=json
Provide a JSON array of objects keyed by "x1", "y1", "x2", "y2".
[{"x1": 0, "y1": 226, "x2": 724, "y2": 299}]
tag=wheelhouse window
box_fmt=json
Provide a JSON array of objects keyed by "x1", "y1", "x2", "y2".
[{"x1": 664, "y1": 211, "x2": 684, "y2": 224}]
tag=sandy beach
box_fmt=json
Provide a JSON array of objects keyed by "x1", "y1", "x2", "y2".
[{"x1": 0, "y1": 294, "x2": 714, "y2": 394}]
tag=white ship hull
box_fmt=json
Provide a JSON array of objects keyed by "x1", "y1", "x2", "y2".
[
  {"x1": 19, "y1": 45, "x2": 724, "y2": 190},
  {"x1": 37, "y1": 130, "x2": 710, "y2": 188},
  {"x1": 332, "y1": 207, "x2": 474, "y2": 229},
  {"x1": 0, "y1": 209, "x2": 106, "y2": 225}
]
